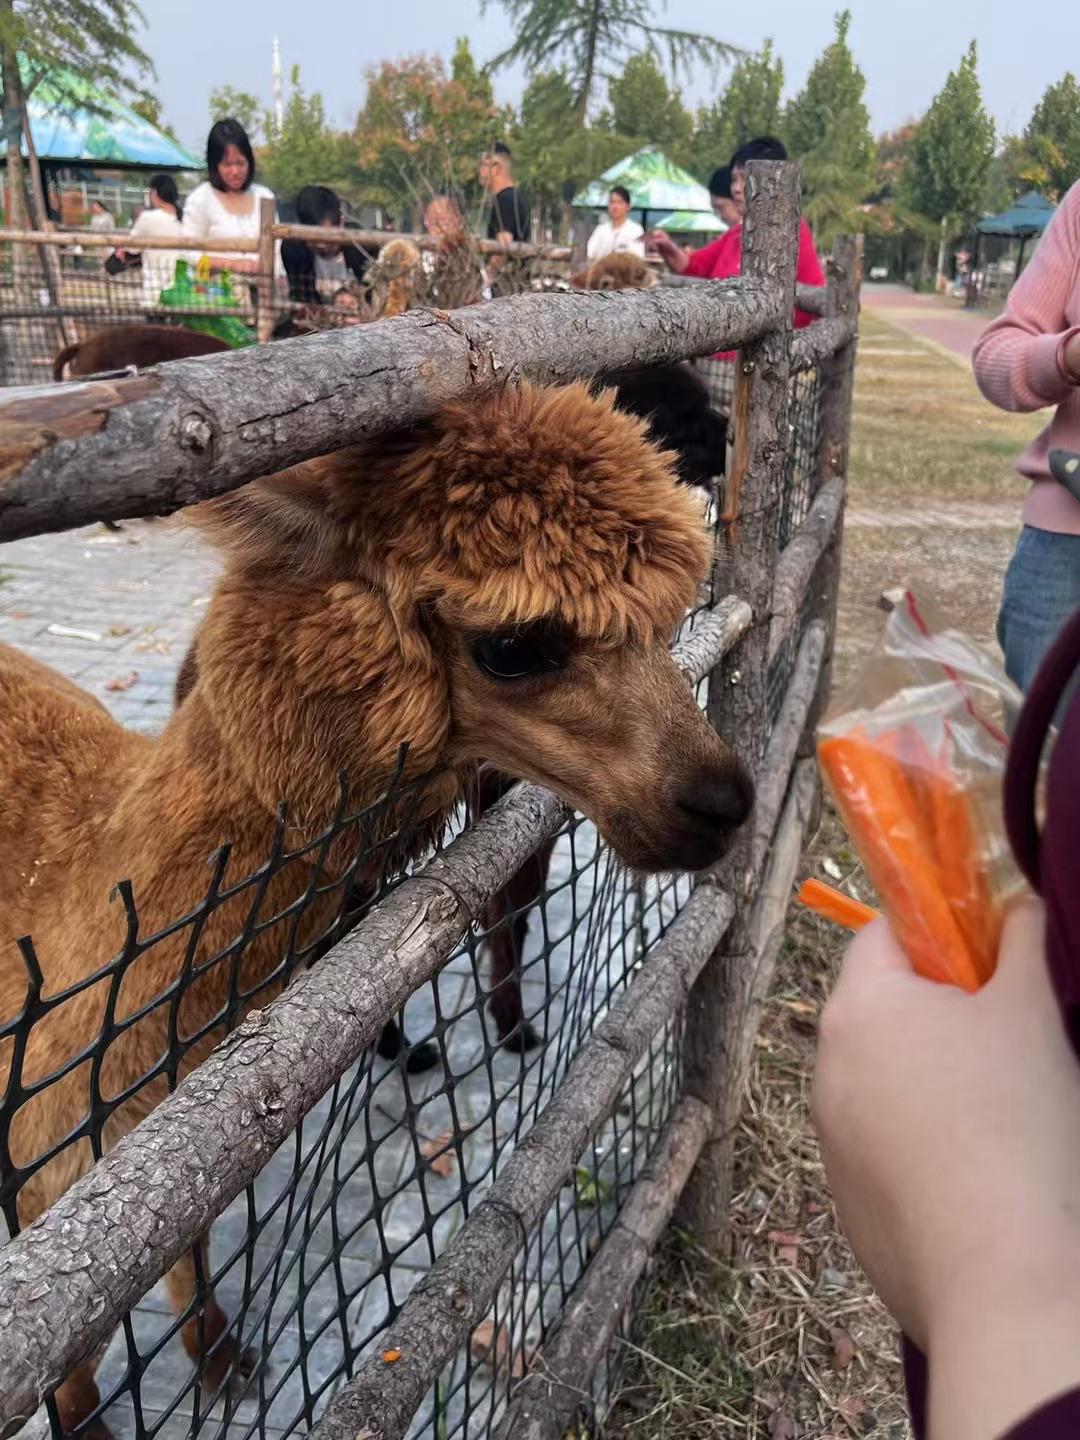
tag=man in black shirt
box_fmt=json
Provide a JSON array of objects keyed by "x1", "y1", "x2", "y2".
[{"x1": 480, "y1": 142, "x2": 530, "y2": 245}]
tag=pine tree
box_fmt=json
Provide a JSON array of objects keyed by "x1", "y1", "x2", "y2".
[
  {"x1": 513, "y1": 69, "x2": 624, "y2": 232},
  {"x1": 688, "y1": 38, "x2": 784, "y2": 180},
  {"x1": 1020, "y1": 73, "x2": 1080, "y2": 200},
  {"x1": 784, "y1": 9, "x2": 874, "y2": 239},
  {"x1": 482, "y1": 0, "x2": 738, "y2": 125},
  {"x1": 903, "y1": 42, "x2": 995, "y2": 226},
  {"x1": 605, "y1": 52, "x2": 692, "y2": 161}
]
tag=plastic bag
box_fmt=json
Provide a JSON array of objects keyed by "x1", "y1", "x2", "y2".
[
  {"x1": 817, "y1": 590, "x2": 1031, "y2": 991},
  {"x1": 156, "y1": 260, "x2": 255, "y2": 349}
]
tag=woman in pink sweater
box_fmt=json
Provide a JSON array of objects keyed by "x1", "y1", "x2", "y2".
[{"x1": 973, "y1": 179, "x2": 1080, "y2": 692}]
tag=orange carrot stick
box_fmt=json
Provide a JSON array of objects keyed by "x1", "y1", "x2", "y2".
[
  {"x1": 797, "y1": 878, "x2": 880, "y2": 931},
  {"x1": 818, "y1": 729, "x2": 976, "y2": 989}
]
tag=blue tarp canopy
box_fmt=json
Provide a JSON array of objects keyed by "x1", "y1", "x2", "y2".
[
  {"x1": 976, "y1": 191, "x2": 1056, "y2": 238},
  {"x1": 1, "y1": 58, "x2": 200, "y2": 170}
]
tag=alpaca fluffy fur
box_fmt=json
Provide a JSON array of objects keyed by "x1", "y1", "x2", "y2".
[
  {"x1": 0, "y1": 379, "x2": 733, "y2": 1430},
  {"x1": 569, "y1": 252, "x2": 659, "y2": 291}
]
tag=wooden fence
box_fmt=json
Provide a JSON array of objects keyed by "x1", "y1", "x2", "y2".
[{"x1": 0, "y1": 161, "x2": 859, "y2": 1440}]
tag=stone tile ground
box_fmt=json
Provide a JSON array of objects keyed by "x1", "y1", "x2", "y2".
[{"x1": 3, "y1": 518, "x2": 677, "y2": 1439}]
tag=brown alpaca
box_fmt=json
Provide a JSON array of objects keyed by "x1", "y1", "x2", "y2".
[
  {"x1": 52, "y1": 324, "x2": 231, "y2": 380},
  {"x1": 0, "y1": 381, "x2": 751, "y2": 1437},
  {"x1": 569, "y1": 252, "x2": 659, "y2": 291},
  {"x1": 369, "y1": 237, "x2": 424, "y2": 317}
]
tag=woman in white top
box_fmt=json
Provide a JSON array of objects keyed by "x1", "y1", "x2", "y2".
[
  {"x1": 118, "y1": 173, "x2": 189, "y2": 305},
  {"x1": 586, "y1": 186, "x2": 646, "y2": 261},
  {"x1": 182, "y1": 118, "x2": 280, "y2": 276}
]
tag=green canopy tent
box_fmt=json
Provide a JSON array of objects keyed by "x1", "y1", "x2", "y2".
[
  {"x1": 572, "y1": 147, "x2": 714, "y2": 231},
  {"x1": 654, "y1": 209, "x2": 727, "y2": 242},
  {"x1": 970, "y1": 191, "x2": 1056, "y2": 298},
  {"x1": 1, "y1": 58, "x2": 200, "y2": 171}
]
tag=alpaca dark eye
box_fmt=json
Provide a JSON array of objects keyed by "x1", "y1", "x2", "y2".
[{"x1": 469, "y1": 629, "x2": 567, "y2": 681}]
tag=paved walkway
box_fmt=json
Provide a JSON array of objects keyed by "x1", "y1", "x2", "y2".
[{"x1": 861, "y1": 283, "x2": 993, "y2": 365}]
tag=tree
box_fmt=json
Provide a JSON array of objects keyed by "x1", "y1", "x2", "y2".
[
  {"x1": 784, "y1": 9, "x2": 874, "y2": 237},
  {"x1": 482, "y1": 0, "x2": 739, "y2": 125},
  {"x1": 260, "y1": 67, "x2": 355, "y2": 200},
  {"x1": 1018, "y1": 73, "x2": 1080, "y2": 200},
  {"x1": 353, "y1": 51, "x2": 506, "y2": 215},
  {"x1": 0, "y1": 0, "x2": 153, "y2": 232},
  {"x1": 903, "y1": 42, "x2": 995, "y2": 228},
  {"x1": 513, "y1": 68, "x2": 623, "y2": 233},
  {"x1": 208, "y1": 85, "x2": 264, "y2": 143},
  {"x1": 688, "y1": 38, "x2": 784, "y2": 180},
  {"x1": 132, "y1": 92, "x2": 178, "y2": 141},
  {"x1": 604, "y1": 51, "x2": 692, "y2": 161}
]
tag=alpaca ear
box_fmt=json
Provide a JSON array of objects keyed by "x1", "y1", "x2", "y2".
[{"x1": 186, "y1": 453, "x2": 354, "y2": 574}]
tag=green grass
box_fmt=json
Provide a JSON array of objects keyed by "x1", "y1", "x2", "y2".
[{"x1": 850, "y1": 311, "x2": 1042, "y2": 505}]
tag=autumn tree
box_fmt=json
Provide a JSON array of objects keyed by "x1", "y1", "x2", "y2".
[
  {"x1": 784, "y1": 10, "x2": 874, "y2": 242},
  {"x1": 603, "y1": 51, "x2": 692, "y2": 162},
  {"x1": 688, "y1": 38, "x2": 784, "y2": 180},
  {"x1": 260, "y1": 67, "x2": 355, "y2": 201},
  {"x1": 353, "y1": 48, "x2": 505, "y2": 216},
  {"x1": 208, "y1": 85, "x2": 264, "y2": 143},
  {"x1": 482, "y1": 0, "x2": 738, "y2": 125}
]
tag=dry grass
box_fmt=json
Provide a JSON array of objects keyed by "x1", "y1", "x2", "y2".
[{"x1": 604, "y1": 307, "x2": 1044, "y2": 1439}]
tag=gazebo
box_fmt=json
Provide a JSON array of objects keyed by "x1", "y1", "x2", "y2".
[
  {"x1": 969, "y1": 191, "x2": 1056, "y2": 300},
  {"x1": 572, "y1": 147, "x2": 714, "y2": 231}
]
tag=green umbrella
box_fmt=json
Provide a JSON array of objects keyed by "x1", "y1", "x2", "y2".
[
  {"x1": 976, "y1": 190, "x2": 1056, "y2": 238},
  {"x1": 654, "y1": 209, "x2": 727, "y2": 235},
  {"x1": 573, "y1": 147, "x2": 713, "y2": 228}
]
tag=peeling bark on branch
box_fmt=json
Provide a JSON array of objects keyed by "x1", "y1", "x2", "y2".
[
  {"x1": 0, "y1": 277, "x2": 781, "y2": 542},
  {"x1": 791, "y1": 314, "x2": 857, "y2": 371}
]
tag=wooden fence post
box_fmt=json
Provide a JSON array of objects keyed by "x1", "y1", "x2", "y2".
[
  {"x1": 801, "y1": 231, "x2": 863, "y2": 748},
  {"x1": 255, "y1": 195, "x2": 276, "y2": 343},
  {"x1": 678, "y1": 160, "x2": 801, "y2": 1246}
]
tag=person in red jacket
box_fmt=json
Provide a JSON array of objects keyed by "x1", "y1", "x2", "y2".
[{"x1": 646, "y1": 135, "x2": 825, "y2": 342}]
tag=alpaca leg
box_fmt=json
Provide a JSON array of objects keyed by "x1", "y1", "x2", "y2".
[
  {"x1": 53, "y1": 1355, "x2": 114, "y2": 1440},
  {"x1": 487, "y1": 840, "x2": 555, "y2": 1053},
  {"x1": 164, "y1": 1237, "x2": 254, "y2": 1398},
  {"x1": 376, "y1": 1016, "x2": 440, "y2": 1074}
]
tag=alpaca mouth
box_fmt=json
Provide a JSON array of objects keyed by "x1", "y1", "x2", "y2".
[{"x1": 603, "y1": 808, "x2": 747, "y2": 875}]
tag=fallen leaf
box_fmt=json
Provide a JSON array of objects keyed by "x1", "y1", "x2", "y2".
[
  {"x1": 823, "y1": 856, "x2": 844, "y2": 880},
  {"x1": 381, "y1": 1349, "x2": 401, "y2": 1364},
  {"x1": 830, "y1": 1328, "x2": 856, "y2": 1371},
  {"x1": 767, "y1": 1230, "x2": 802, "y2": 1248},
  {"x1": 108, "y1": 623, "x2": 132, "y2": 636},
  {"x1": 11, "y1": 610, "x2": 32, "y2": 620},
  {"x1": 783, "y1": 999, "x2": 817, "y2": 1018},
  {"x1": 104, "y1": 671, "x2": 139, "y2": 692},
  {"x1": 768, "y1": 1231, "x2": 803, "y2": 1267},
  {"x1": 769, "y1": 1409, "x2": 797, "y2": 1439},
  {"x1": 420, "y1": 1129, "x2": 456, "y2": 1179},
  {"x1": 470, "y1": 1319, "x2": 510, "y2": 1369}
]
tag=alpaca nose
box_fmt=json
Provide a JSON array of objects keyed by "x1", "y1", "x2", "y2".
[{"x1": 672, "y1": 763, "x2": 754, "y2": 834}]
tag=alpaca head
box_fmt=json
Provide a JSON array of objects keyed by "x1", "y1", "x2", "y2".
[
  {"x1": 187, "y1": 381, "x2": 751, "y2": 871},
  {"x1": 570, "y1": 254, "x2": 659, "y2": 291}
]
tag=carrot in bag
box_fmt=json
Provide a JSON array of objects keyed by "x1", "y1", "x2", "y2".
[
  {"x1": 814, "y1": 591, "x2": 1025, "y2": 992},
  {"x1": 818, "y1": 728, "x2": 977, "y2": 989}
]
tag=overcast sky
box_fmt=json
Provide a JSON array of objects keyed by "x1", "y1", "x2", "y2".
[{"x1": 138, "y1": 0, "x2": 1078, "y2": 156}]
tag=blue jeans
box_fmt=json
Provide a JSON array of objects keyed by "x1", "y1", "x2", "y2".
[{"x1": 997, "y1": 527, "x2": 1080, "y2": 701}]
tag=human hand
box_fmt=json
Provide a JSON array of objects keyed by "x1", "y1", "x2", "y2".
[
  {"x1": 645, "y1": 229, "x2": 673, "y2": 255},
  {"x1": 227, "y1": 257, "x2": 259, "y2": 277},
  {"x1": 813, "y1": 902, "x2": 1080, "y2": 1439}
]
